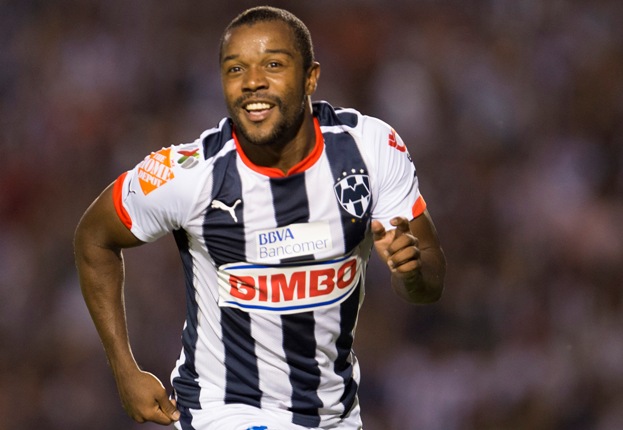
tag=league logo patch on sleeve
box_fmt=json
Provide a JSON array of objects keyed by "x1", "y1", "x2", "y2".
[
  {"x1": 334, "y1": 170, "x2": 371, "y2": 218},
  {"x1": 176, "y1": 145, "x2": 201, "y2": 169},
  {"x1": 137, "y1": 148, "x2": 175, "y2": 195}
]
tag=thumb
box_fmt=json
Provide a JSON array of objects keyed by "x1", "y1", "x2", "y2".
[
  {"x1": 371, "y1": 220, "x2": 387, "y2": 242},
  {"x1": 390, "y1": 217, "x2": 411, "y2": 238},
  {"x1": 157, "y1": 394, "x2": 180, "y2": 421}
]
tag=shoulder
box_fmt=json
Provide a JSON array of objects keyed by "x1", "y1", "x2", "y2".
[
  {"x1": 126, "y1": 118, "x2": 235, "y2": 199},
  {"x1": 314, "y1": 100, "x2": 361, "y2": 131},
  {"x1": 198, "y1": 117, "x2": 236, "y2": 160},
  {"x1": 145, "y1": 117, "x2": 234, "y2": 175},
  {"x1": 314, "y1": 101, "x2": 394, "y2": 139}
]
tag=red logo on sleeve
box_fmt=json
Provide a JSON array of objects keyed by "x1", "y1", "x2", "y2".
[{"x1": 388, "y1": 129, "x2": 406, "y2": 152}]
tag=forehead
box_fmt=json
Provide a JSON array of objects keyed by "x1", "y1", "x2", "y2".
[{"x1": 221, "y1": 20, "x2": 298, "y2": 61}]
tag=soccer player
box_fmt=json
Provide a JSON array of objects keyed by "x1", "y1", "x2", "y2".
[{"x1": 74, "y1": 6, "x2": 446, "y2": 430}]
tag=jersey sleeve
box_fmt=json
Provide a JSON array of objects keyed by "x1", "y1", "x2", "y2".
[
  {"x1": 112, "y1": 143, "x2": 205, "y2": 242},
  {"x1": 362, "y1": 117, "x2": 427, "y2": 229}
]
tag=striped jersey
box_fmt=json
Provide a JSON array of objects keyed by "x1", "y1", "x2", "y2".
[{"x1": 112, "y1": 101, "x2": 426, "y2": 428}]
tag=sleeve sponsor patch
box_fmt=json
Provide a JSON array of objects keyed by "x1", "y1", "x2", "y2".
[{"x1": 137, "y1": 148, "x2": 174, "y2": 195}]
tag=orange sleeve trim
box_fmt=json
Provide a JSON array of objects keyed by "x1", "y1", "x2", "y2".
[
  {"x1": 112, "y1": 172, "x2": 133, "y2": 229},
  {"x1": 412, "y1": 195, "x2": 427, "y2": 218},
  {"x1": 234, "y1": 117, "x2": 325, "y2": 178}
]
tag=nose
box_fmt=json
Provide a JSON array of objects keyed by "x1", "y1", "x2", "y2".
[{"x1": 242, "y1": 66, "x2": 268, "y2": 92}]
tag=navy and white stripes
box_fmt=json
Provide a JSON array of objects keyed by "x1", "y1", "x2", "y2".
[{"x1": 117, "y1": 101, "x2": 422, "y2": 428}]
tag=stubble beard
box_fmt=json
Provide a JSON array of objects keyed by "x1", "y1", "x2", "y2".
[{"x1": 230, "y1": 95, "x2": 307, "y2": 148}]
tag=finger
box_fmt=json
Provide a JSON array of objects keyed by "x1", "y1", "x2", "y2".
[
  {"x1": 371, "y1": 220, "x2": 387, "y2": 242},
  {"x1": 147, "y1": 405, "x2": 176, "y2": 425},
  {"x1": 390, "y1": 217, "x2": 411, "y2": 238},
  {"x1": 389, "y1": 245, "x2": 420, "y2": 269},
  {"x1": 157, "y1": 394, "x2": 181, "y2": 422},
  {"x1": 391, "y1": 258, "x2": 420, "y2": 275}
]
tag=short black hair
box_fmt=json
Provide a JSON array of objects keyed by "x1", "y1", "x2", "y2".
[{"x1": 219, "y1": 6, "x2": 315, "y2": 71}]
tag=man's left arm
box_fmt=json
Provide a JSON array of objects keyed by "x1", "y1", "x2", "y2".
[{"x1": 371, "y1": 210, "x2": 446, "y2": 303}]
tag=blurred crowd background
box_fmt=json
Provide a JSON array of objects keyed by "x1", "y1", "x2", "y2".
[{"x1": 1, "y1": 0, "x2": 622, "y2": 429}]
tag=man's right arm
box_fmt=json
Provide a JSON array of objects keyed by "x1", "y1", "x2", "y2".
[{"x1": 74, "y1": 183, "x2": 180, "y2": 424}]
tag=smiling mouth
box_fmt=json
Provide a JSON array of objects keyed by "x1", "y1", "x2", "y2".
[
  {"x1": 245, "y1": 102, "x2": 272, "y2": 111},
  {"x1": 243, "y1": 102, "x2": 274, "y2": 122}
]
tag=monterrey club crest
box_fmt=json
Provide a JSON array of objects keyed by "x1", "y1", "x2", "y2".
[{"x1": 334, "y1": 171, "x2": 371, "y2": 218}]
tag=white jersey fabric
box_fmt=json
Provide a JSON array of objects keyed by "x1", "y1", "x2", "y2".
[{"x1": 112, "y1": 101, "x2": 426, "y2": 429}]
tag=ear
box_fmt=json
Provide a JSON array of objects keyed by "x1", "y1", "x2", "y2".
[{"x1": 305, "y1": 62, "x2": 321, "y2": 96}]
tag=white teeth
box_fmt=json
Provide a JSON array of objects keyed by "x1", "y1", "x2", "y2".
[{"x1": 245, "y1": 102, "x2": 271, "y2": 111}]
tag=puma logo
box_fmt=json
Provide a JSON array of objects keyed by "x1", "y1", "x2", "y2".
[{"x1": 211, "y1": 199, "x2": 242, "y2": 222}]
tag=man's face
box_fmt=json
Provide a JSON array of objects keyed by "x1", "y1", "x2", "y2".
[{"x1": 220, "y1": 21, "x2": 317, "y2": 147}]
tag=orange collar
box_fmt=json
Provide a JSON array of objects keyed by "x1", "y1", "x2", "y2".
[{"x1": 233, "y1": 117, "x2": 324, "y2": 178}]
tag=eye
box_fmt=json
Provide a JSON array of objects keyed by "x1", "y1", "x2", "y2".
[
  {"x1": 228, "y1": 65, "x2": 242, "y2": 74},
  {"x1": 267, "y1": 61, "x2": 282, "y2": 69}
]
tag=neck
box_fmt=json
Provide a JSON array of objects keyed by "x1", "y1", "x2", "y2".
[{"x1": 237, "y1": 110, "x2": 317, "y2": 175}]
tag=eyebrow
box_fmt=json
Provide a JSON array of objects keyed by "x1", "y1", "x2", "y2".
[
  {"x1": 221, "y1": 48, "x2": 295, "y2": 64},
  {"x1": 264, "y1": 48, "x2": 295, "y2": 58}
]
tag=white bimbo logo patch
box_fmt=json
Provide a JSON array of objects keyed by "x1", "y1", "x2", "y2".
[{"x1": 217, "y1": 255, "x2": 362, "y2": 314}]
